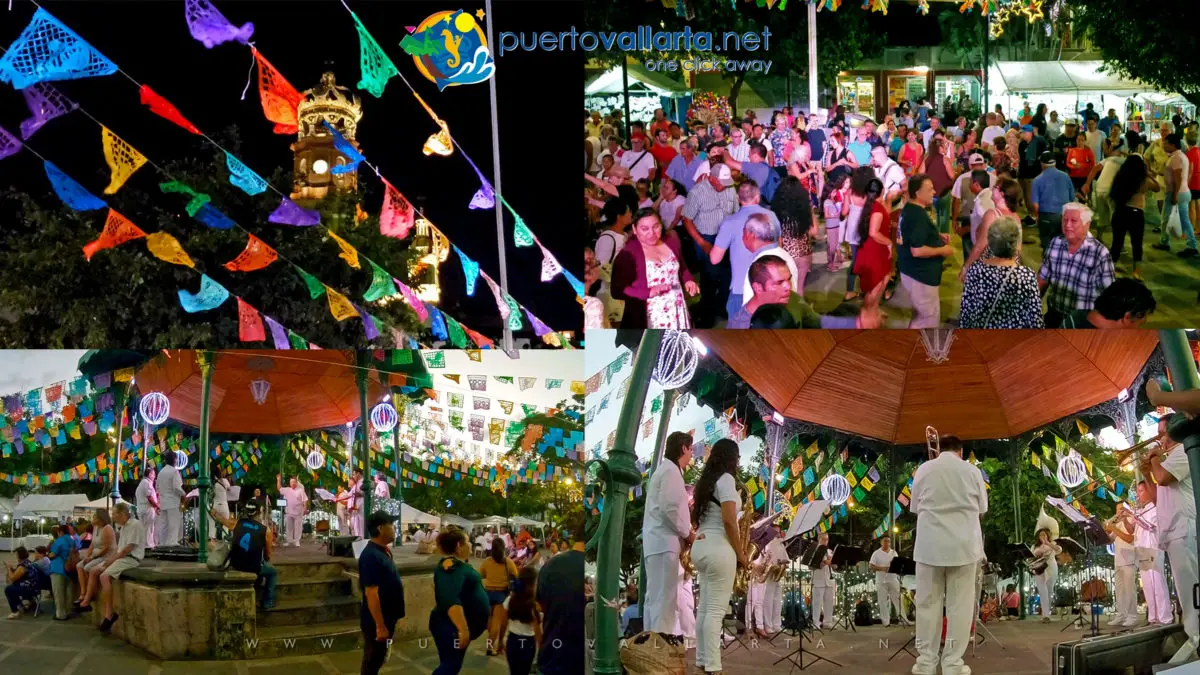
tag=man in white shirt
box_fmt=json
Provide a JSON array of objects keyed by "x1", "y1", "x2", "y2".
[
  {"x1": 1082, "y1": 153, "x2": 1126, "y2": 233},
  {"x1": 870, "y1": 534, "x2": 910, "y2": 626},
  {"x1": 762, "y1": 524, "x2": 788, "y2": 633},
  {"x1": 981, "y1": 113, "x2": 1004, "y2": 150},
  {"x1": 811, "y1": 531, "x2": 836, "y2": 630},
  {"x1": 619, "y1": 133, "x2": 656, "y2": 184},
  {"x1": 1103, "y1": 503, "x2": 1139, "y2": 627},
  {"x1": 740, "y1": 213, "x2": 800, "y2": 303},
  {"x1": 135, "y1": 466, "x2": 159, "y2": 549},
  {"x1": 1145, "y1": 415, "x2": 1198, "y2": 663},
  {"x1": 922, "y1": 117, "x2": 942, "y2": 152},
  {"x1": 1134, "y1": 481, "x2": 1172, "y2": 625},
  {"x1": 870, "y1": 146, "x2": 907, "y2": 211},
  {"x1": 640, "y1": 431, "x2": 696, "y2": 634},
  {"x1": 953, "y1": 161, "x2": 997, "y2": 254},
  {"x1": 726, "y1": 127, "x2": 751, "y2": 163},
  {"x1": 1085, "y1": 118, "x2": 1105, "y2": 168},
  {"x1": 1153, "y1": 133, "x2": 1199, "y2": 257},
  {"x1": 96, "y1": 502, "x2": 145, "y2": 632},
  {"x1": 154, "y1": 451, "x2": 185, "y2": 547},
  {"x1": 373, "y1": 474, "x2": 389, "y2": 500},
  {"x1": 909, "y1": 436, "x2": 987, "y2": 675},
  {"x1": 277, "y1": 474, "x2": 309, "y2": 546}
]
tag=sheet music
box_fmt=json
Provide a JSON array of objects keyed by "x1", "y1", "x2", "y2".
[
  {"x1": 314, "y1": 488, "x2": 337, "y2": 501},
  {"x1": 1045, "y1": 496, "x2": 1087, "y2": 524},
  {"x1": 786, "y1": 499, "x2": 829, "y2": 539}
]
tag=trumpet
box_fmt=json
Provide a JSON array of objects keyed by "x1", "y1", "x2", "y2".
[
  {"x1": 926, "y1": 425, "x2": 940, "y2": 460},
  {"x1": 1111, "y1": 432, "x2": 1170, "y2": 464}
]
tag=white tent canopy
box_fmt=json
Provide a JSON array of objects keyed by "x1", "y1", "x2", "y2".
[
  {"x1": 585, "y1": 58, "x2": 689, "y2": 97},
  {"x1": 474, "y1": 515, "x2": 508, "y2": 528},
  {"x1": 0, "y1": 498, "x2": 15, "y2": 515},
  {"x1": 399, "y1": 503, "x2": 440, "y2": 526},
  {"x1": 13, "y1": 494, "x2": 89, "y2": 518},
  {"x1": 510, "y1": 516, "x2": 545, "y2": 529},
  {"x1": 75, "y1": 496, "x2": 125, "y2": 510},
  {"x1": 987, "y1": 61, "x2": 1159, "y2": 95},
  {"x1": 440, "y1": 514, "x2": 474, "y2": 529}
]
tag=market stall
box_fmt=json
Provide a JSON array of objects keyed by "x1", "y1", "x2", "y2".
[{"x1": 584, "y1": 56, "x2": 690, "y2": 126}]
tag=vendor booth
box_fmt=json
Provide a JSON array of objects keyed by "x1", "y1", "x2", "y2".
[{"x1": 585, "y1": 57, "x2": 690, "y2": 126}]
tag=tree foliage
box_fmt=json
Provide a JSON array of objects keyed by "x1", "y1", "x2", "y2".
[
  {"x1": 0, "y1": 127, "x2": 421, "y2": 348},
  {"x1": 1072, "y1": 0, "x2": 1200, "y2": 105}
]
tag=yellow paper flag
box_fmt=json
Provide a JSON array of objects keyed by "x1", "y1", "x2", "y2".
[
  {"x1": 101, "y1": 126, "x2": 147, "y2": 194},
  {"x1": 325, "y1": 285, "x2": 358, "y2": 321},
  {"x1": 1076, "y1": 419, "x2": 1089, "y2": 435},
  {"x1": 466, "y1": 350, "x2": 482, "y2": 362},
  {"x1": 327, "y1": 231, "x2": 361, "y2": 269},
  {"x1": 145, "y1": 232, "x2": 195, "y2": 268},
  {"x1": 114, "y1": 367, "x2": 134, "y2": 383}
]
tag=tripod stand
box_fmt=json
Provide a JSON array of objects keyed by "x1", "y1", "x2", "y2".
[
  {"x1": 773, "y1": 536, "x2": 840, "y2": 671},
  {"x1": 830, "y1": 572, "x2": 857, "y2": 632},
  {"x1": 970, "y1": 564, "x2": 1004, "y2": 655}
]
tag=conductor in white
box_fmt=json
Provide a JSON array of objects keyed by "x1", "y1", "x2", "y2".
[
  {"x1": 155, "y1": 451, "x2": 185, "y2": 547},
  {"x1": 641, "y1": 432, "x2": 697, "y2": 634},
  {"x1": 811, "y1": 531, "x2": 836, "y2": 629},
  {"x1": 277, "y1": 474, "x2": 309, "y2": 547},
  {"x1": 870, "y1": 534, "x2": 910, "y2": 626},
  {"x1": 910, "y1": 436, "x2": 987, "y2": 675}
]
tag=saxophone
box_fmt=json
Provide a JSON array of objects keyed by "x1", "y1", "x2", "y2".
[{"x1": 733, "y1": 484, "x2": 760, "y2": 595}]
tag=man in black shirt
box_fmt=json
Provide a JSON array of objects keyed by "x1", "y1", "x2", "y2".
[
  {"x1": 1054, "y1": 121, "x2": 1079, "y2": 153},
  {"x1": 210, "y1": 501, "x2": 277, "y2": 610},
  {"x1": 537, "y1": 513, "x2": 586, "y2": 675},
  {"x1": 359, "y1": 511, "x2": 405, "y2": 675}
]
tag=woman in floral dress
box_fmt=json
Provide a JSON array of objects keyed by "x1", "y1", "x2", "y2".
[{"x1": 610, "y1": 209, "x2": 698, "y2": 329}]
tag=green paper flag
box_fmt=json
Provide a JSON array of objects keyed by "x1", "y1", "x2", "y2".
[
  {"x1": 426, "y1": 351, "x2": 446, "y2": 368},
  {"x1": 294, "y1": 266, "x2": 326, "y2": 300},
  {"x1": 159, "y1": 181, "x2": 211, "y2": 217},
  {"x1": 362, "y1": 261, "x2": 395, "y2": 302},
  {"x1": 504, "y1": 295, "x2": 523, "y2": 331},
  {"x1": 350, "y1": 11, "x2": 399, "y2": 98},
  {"x1": 651, "y1": 396, "x2": 662, "y2": 414},
  {"x1": 513, "y1": 214, "x2": 535, "y2": 247},
  {"x1": 445, "y1": 314, "x2": 469, "y2": 349},
  {"x1": 287, "y1": 330, "x2": 308, "y2": 350},
  {"x1": 391, "y1": 350, "x2": 413, "y2": 365}
]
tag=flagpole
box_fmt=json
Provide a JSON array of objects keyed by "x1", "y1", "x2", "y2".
[{"x1": 483, "y1": 0, "x2": 512, "y2": 353}]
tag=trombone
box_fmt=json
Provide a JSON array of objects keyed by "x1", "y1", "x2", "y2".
[
  {"x1": 926, "y1": 425, "x2": 939, "y2": 460},
  {"x1": 1111, "y1": 432, "x2": 1174, "y2": 465}
]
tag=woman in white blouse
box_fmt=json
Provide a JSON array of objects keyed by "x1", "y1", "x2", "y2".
[
  {"x1": 1031, "y1": 523, "x2": 1062, "y2": 623},
  {"x1": 689, "y1": 439, "x2": 750, "y2": 674},
  {"x1": 209, "y1": 465, "x2": 231, "y2": 541}
]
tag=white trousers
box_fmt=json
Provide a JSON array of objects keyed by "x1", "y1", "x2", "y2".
[
  {"x1": 878, "y1": 579, "x2": 907, "y2": 626},
  {"x1": 141, "y1": 508, "x2": 157, "y2": 548},
  {"x1": 692, "y1": 535, "x2": 735, "y2": 673},
  {"x1": 285, "y1": 514, "x2": 304, "y2": 546},
  {"x1": 349, "y1": 510, "x2": 363, "y2": 538},
  {"x1": 914, "y1": 562, "x2": 975, "y2": 675},
  {"x1": 643, "y1": 551, "x2": 681, "y2": 634},
  {"x1": 208, "y1": 504, "x2": 230, "y2": 541},
  {"x1": 1035, "y1": 564, "x2": 1057, "y2": 618},
  {"x1": 675, "y1": 572, "x2": 696, "y2": 639},
  {"x1": 746, "y1": 580, "x2": 765, "y2": 631},
  {"x1": 1142, "y1": 561, "x2": 1173, "y2": 624},
  {"x1": 812, "y1": 583, "x2": 835, "y2": 628},
  {"x1": 1114, "y1": 564, "x2": 1138, "y2": 622},
  {"x1": 763, "y1": 579, "x2": 783, "y2": 632},
  {"x1": 157, "y1": 507, "x2": 182, "y2": 547},
  {"x1": 1167, "y1": 534, "x2": 1199, "y2": 642}
]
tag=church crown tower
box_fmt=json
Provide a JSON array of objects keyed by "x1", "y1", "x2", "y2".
[{"x1": 290, "y1": 70, "x2": 364, "y2": 201}]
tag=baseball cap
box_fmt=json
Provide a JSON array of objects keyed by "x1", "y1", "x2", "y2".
[
  {"x1": 366, "y1": 510, "x2": 396, "y2": 537},
  {"x1": 968, "y1": 153, "x2": 986, "y2": 165},
  {"x1": 631, "y1": 132, "x2": 645, "y2": 142},
  {"x1": 1020, "y1": 124, "x2": 1034, "y2": 132},
  {"x1": 692, "y1": 160, "x2": 712, "y2": 183},
  {"x1": 242, "y1": 501, "x2": 260, "y2": 517},
  {"x1": 712, "y1": 163, "x2": 734, "y2": 186},
  {"x1": 1039, "y1": 151, "x2": 1055, "y2": 165}
]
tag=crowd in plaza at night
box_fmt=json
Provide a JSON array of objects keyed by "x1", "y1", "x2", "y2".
[{"x1": 584, "y1": 97, "x2": 1197, "y2": 329}]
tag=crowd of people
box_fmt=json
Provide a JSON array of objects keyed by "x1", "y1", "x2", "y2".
[{"x1": 585, "y1": 99, "x2": 1193, "y2": 329}]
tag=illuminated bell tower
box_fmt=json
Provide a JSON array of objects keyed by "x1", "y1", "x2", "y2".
[{"x1": 290, "y1": 71, "x2": 363, "y2": 201}]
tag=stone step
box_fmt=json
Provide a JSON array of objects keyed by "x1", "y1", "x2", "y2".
[
  {"x1": 271, "y1": 560, "x2": 350, "y2": 582},
  {"x1": 273, "y1": 577, "x2": 353, "y2": 601},
  {"x1": 247, "y1": 620, "x2": 363, "y2": 659},
  {"x1": 256, "y1": 596, "x2": 359, "y2": 628}
]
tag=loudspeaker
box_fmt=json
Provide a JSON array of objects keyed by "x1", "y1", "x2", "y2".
[
  {"x1": 1053, "y1": 623, "x2": 1185, "y2": 674},
  {"x1": 327, "y1": 535, "x2": 356, "y2": 558}
]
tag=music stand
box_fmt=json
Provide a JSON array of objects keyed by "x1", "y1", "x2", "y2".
[
  {"x1": 830, "y1": 546, "x2": 867, "y2": 632},
  {"x1": 771, "y1": 502, "x2": 842, "y2": 672},
  {"x1": 1046, "y1": 497, "x2": 1104, "y2": 636}
]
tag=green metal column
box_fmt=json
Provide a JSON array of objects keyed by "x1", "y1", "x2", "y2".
[
  {"x1": 196, "y1": 351, "x2": 215, "y2": 561},
  {"x1": 638, "y1": 387, "x2": 678, "y2": 620},
  {"x1": 357, "y1": 352, "x2": 373, "y2": 520},
  {"x1": 109, "y1": 382, "x2": 129, "y2": 506},
  {"x1": 1013, "y1": 441, "x2": 1026, "y2": 619},
  {"x1": 1159, "y1": 329, "x2": 1200, "y2": 630},
  {"x1": 393, "y1": 392, "x2": 404, "y2": 534},
  {"x1": 593, "y1": 330, "x2": 663, "y2": 674}
]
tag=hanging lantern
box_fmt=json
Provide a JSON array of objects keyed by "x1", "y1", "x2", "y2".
[
  {"x1": 306, "y1": 450, "x2": 324, "y2": 471},
  {"x1": 174, "y1": 450, "x2": 189, "y2": 471},
  {"x1": 821, "y1": 473, "x2": 851, "y2": 506},
  {"x1": 250, "y1": 379, "x2": 271, "y2": 405},
  {"x1": 1057, "y1": 451, "x2": 1087, "y2": 488},
  {"x1": 371, "y1": 402, "x2": 398, "y2": 432},
  {"x1": 139, "y1": 392, "x2": 170, "y2": 425},
  {"x1": 653, "y1": 330, "x2": 700, "y2": 390}
]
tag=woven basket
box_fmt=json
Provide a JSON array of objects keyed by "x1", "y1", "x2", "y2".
[{"x1": 620, "y1": 631, "x2": 686, "y2": 675}]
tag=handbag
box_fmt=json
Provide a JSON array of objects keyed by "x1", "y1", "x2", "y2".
[
  {"x1": 981, "y1": 267, "x2": 1013, "y2": 328},
  {"x1": 206, "y1": 541, "x2": 231, "y2": 571}
]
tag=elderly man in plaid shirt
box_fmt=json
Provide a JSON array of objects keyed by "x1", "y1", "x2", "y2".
[{"x1": 1038, "y1": 202, "x2": 1115, "y2": 327}]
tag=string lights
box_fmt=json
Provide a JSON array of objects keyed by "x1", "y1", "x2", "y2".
[{"x1": 653, "y1": 330, "x2": 700, "y2": 390}]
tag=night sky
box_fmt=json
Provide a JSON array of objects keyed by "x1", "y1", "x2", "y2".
[{"x1": 0, "y1": 0, "x2": 583, "y2": 334}]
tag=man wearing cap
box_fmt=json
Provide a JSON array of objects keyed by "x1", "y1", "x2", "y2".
[
  {"x1": 682, "y1": 161, "x2": 739, "y2": 324},
  {"x1": 210, "y1": 500, "x2": 277, "y2": 610},
  {"x1": 1030, "y1": 151, "x2": 1076, "y2": 250},
  {"x1": 1018, "y1": 125, "x2": 1051, "y2": 225},
  {"x1": 710, "y1": 182, "x2": 781, "y2": 317},
  {"x1": 620, "y1": 133, "x2": 656, "y2": 184},
  {"x1": 359, "y1": 512, "x2": 406, "y2": 675},
  {"x1": 951, "y1": 155, "x2": 996, "y2": 254}
]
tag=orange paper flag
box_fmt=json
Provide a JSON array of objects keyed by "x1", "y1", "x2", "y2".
[
  {"x1": 253, "y1": 48, "x2": 303, "y2": 135},
  {"x1": 236, "y1": 298, "x2": 266, "y2": 342},
  {"x1": 224, "y1": 234, "x2": 278, "y2": 272},
  {"x1": 146, "y1": 232, "x2": 195, "y2": 267},
  {"x1": 83, "y1": 209, "x2": 147, "y2": 260}
]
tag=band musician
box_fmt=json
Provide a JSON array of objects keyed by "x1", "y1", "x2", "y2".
[
  {"x1": 1133, "y1": 479, "x2": 1172, "y2": 625},
  {"x1": 811, "y1": 531, "x2": 836, "y2": 630},
  {"x1": 870, "y1": 534, "x2": 911, "y2": 627},
  {"x1": 1103, "y1": 503, "x2": 1138, "y2": 627}
]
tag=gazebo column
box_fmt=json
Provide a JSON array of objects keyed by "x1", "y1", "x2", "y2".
[
  {"x1": 393, "y1": 391, "x2": 404, "y2": 534},
  {"x1": 765, "y1": 421, "x2": 785, "y2": 518},
  {"x1": 196, "y1": 351, "x2": 215, "y2": 562},
  {"x1": 593, "y1": 330, "x2": 662, "y2": 674},
  {"x1": 1012, "y1": 441, "x2": 1026, "y2": 619},
  {"x1": 356, "y1": 352, "x2": 373, "y2": 520},
  {"x1": 1159, "y1": 330, "x2": 1200, "y2": 588},
  {"x1": 638, "y1": 387, "x2": 678, "y2": 618},
  {"x1": 109, "y1": 381, "x2": 130, "y2": 507}
]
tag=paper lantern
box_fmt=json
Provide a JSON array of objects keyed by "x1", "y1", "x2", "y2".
[
  {"x1": 821, "y1": 473, "x2": 851, "y2": 506},
  {"x1": 371, "y1": 402, "x2": 398, "y2": 432},
  {"x1": 139, "y1": 392, "x2": 170, "y2": 425},
  {"x1": 306, "y1": 450, "x2": 324, "y2": 471},
  {"x1": 1057, "y1": 451, "x2": 1087, "y2": 488},
  {"x1": 174, "y1": 450, "x2": 189, "y2": 471},
  {"x1": 250, "y1": 379, "x2": 270, "y2": 405},
  {"x1": 653, "y1": 330, "x2": 699, "y2": 390}
]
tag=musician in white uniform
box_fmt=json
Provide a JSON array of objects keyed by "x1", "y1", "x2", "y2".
[
  {"x1": 641, "y1": 432, "x2": 696, "y2": 634},
  {"x1": 1145, "y1": 414, "x2": 1198, "y2": 664},
  {"x1": 811, "y1": 531, "x2": 836, "y2": 630},
  {"x1": 762, "y1": 524, "x2": 788, "y2": 633},
  {"x1": 155, "y1": 451, "x2": 185, "y2": 547},
  {"x1": 1031, "y1": 510, "x2": 1063, "y2": 623},
  {"x1": 1134, "y1": 479, "x2": 1172, "y2": 625},
  {"x1": 909, "y1": 436, "x2": 987, "y2": 675},
  {"x1": 1104, "y1": 503, "x2": 1139, "y2": 627},
  {"x1": 135, "y1": 466, "x2": 159, "y2": 549},
  {"x1": 870, "y1": 534, "x2": 910, "y2": 626},
  {"x1": 746, "y1": 565, "x2": 767, "y2": 636}
]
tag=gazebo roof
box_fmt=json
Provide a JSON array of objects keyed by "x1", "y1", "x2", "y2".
[{"x1": 698, "y1": 330, "x2": 1159, "y2": 445}]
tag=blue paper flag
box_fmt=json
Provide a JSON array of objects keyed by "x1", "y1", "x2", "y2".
[
  {"x1": 225, "y1": 152, "x2": 267, "y2": 195},
  {"x1": 453, "y1": 245, "x2": 480, "y2": 295},
  {"x1": 561, "y1": 269, "x2": 585, "y2": 298},
  {"x1": 44, "y1": 161, "x2": 105, "y2": 210},
  {"x1": 178, "y1": 274, "x2": 230, "y2": 313},
  {"x1": 194, "y1": 203, "x2": 235, "y2": 230},
  {"x1": 0, "y1": 8, "x2": 118, "y2": 89},
  {"x1": 429, "y1": 307, "x2": 448, "y2": 341},
  {"x1": 320, "y1": 120, "x2": 366, "y2": 174}
]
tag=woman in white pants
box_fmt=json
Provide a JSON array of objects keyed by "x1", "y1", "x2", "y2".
[
  {"x1": 208, "y1": 466, "x2": 231, "y2": 541},
  {"x1": 1032, "y1": 528, "x2": 1062, "y2": 622},
  {"x1": 689, "y1": 440, "x2": 749, "y2": 675}
]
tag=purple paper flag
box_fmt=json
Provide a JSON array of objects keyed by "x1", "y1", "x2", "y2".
[
  {"x1": 0, "y1": 125, "x2": 22, "y2": 161},
  {"x1": 96, "y1": 391, "x2": 114, "y2": 411},
  {"x1": 2, "y1": 394, "x2": 20, "y2": 414},
  {"x1": 93, "y1": 371, "x2": 112, "y2": 389},
  {"x1": 268, "y1": 197, "x2": 320, "y2": 227},
  {"x1": 354, "y1": 304, "x2": 380, "y2": 341},
  {"x1": 20, "y1": 82, "x2": 76, "y2": 139},
  {"x1": 523, "y1": 308, "x2": 552, "y2": 337},
  {"x1": 184, "y1": 0, "x2": 254, "y2": 49},
  {"x1": 264, "y1": 315, "x2": 290, "y2": 350}
]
